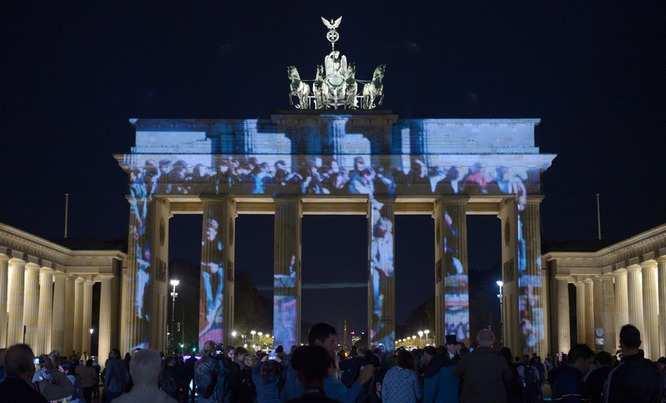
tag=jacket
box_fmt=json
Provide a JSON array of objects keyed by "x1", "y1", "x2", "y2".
[
  {"x1": 423, "y1": 363, "x2": 459, "y2": 403},
  {"x1": 603, "y1": 352, "x2": 662, "y2": 403},
  {"x1": 282, "y1": 362, "x2": 361, "y2": 403},
  {"x1": 455, "y1": 347, "x2": 512, "y2": 403},
  {"x1": 111, "y1": 383, "x2": 177, "y2": 403},
  {"x1": 104, "y1": 358, "x2": 129, "y2": 394}
]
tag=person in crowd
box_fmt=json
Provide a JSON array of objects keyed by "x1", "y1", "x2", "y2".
[
  {"x1": 113, "y1": 349, "x2": 176, "y2": 403},
  {"x1": 583, "y1": 351, "x2": 613, "y2": 403},
  {"x1": 159, "y1": 355, "x2": 185, "y2": 402},
  {"x1": 499, "y1": 347, "x2": 523, "y2": 403},
  {"x1": 0, "y1": 344, "x2": 48, "y2": 403},
  {"x1": 422, "y1": 337, "x2": 460, "y2": 403},
  {"x1": 34, "y1": 354, "x2": 76, "y2": 401},
  {"x1": 103, "y1": 348, "x2": 129, "y2": 402},
  {"x1": 235, "y1": 347, "x2": 257, "y2": 402},
  {"x1": 455, "y1": 329, "x2": 513, "y2": 403},
  {"x1": 253, "y1": 356, "x2": 283, "y2": 403},
  {"x1": 76, "y1": 358, "x2": 98, "y2": 402},
  {"x1": 549, "y1": 343, "x2": 594, "y2": 403},
  {"x1": 194, "y1": 341, "x2": 236, "y2": 403},
  {"x1": 287, "y1": 345, "x2": 339, "y2": 403},
  {"x1": 381, "y1": 349, "x2": 420, "y2": 403},
  {"x1": 516, "y1": 354, "x2": 541, "y2": 403},
  {"x1": 656, "y1": 357, "x2": 666, "y2": 400},
  {"x1": 603, "y1": 324, "x2": 662, "y2": 403},
  {"x1": 282, "y1": 323, "x2": 374, "y2": 402},
  {"x1": 63, "y1": 360, "x2": 83, "y2": 403}
]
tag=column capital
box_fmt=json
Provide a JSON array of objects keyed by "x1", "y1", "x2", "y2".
[
  {"x1": 74, "y1": 276, "x2": 85, "y2": 284},
  {"x1": 656, "y1": 255, "x2": 666, "y2": 264},
  {"x1": 526, "y1": 195, "x2": 545, "y2": 205},
  {"x1": 25, "y1": 262, "x2": 40, "y2": 271},
  {"x1": 584, "y1": 277, "x2": 594, "y2": 285},
  {"x1": 39, "y1": 266, "x2": 54, "y2": 273},
  {"x1": 613, "y1": 267, "x2": 627, "y2": 275},
  {"x1": 640, "y1": 259, "x2": 658, "y2": 270},
  {"x1": 96, "y1": 274, "x2": 115, "y2": 281},
  {"x1": 554, "y1": 275, "x2": 573, "y2": 282},
  {"x1": 52, "y1": 270, "x2": 66, "y2": 278},
  {"x1": 8, "y1": 256, "x2": 26, "y2": 265},
  {"x1": 0, "y1": 252, "x2": 9, "y2": 262},
  {"x1": 626, "y1": 264, "x2": 642, "y2": 273}
]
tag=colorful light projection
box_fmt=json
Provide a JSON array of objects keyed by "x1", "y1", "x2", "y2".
[
  {"x1": 274, "y1": 254, "x2": 298, "y2": 349},
  {"x1": 369, "y1": 199, "x2": 395, "y2": 350},
  {"x1": 198, "y1": 211, "x2": 226, "y2": 349},
  {"x1": 441, "y1": 206, "x2": 469, "y2": 342}
]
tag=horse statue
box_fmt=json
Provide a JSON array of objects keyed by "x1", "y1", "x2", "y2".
[
  {"x1": 287, "y1": 66, "x2": 311, "y2": 109},
  {"x1": 312, "y1": 65, "x2": 328, "y2": 109},
  {"x1": 345, "y1": 64, "x2": 358, "y2": 109},
  {"x1": 362, "y1": 64, "x2": 386, "y2": 109}
]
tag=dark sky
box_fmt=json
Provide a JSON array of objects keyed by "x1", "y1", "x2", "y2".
[{"x1": 2, "y1": 1, "x2": 665, "y2": 334}]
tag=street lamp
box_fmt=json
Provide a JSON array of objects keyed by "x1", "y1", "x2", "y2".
[
  {"x1": 418, "y1": 330, "x2": 424, "y2": 347},
  {"x1": 251, "y1": 330, "x2": 256, "y2": 343},
  {"x1": 424, "y1": 329, "x2": 430, "y2": 345},
  {"x1": 231, "y1": 330, "x2": 238, "y2": 338},
  {"x1": 169, "y1": 279, "x2": 180, "y2": 351},
  {"x1": 496, "y1": 280, "x2": 504, "y2": 344}
]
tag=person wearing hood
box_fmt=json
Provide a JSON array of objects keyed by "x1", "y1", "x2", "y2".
[
  {"x1": 422, "y1": 336, "x2": 460, "y2": 403},
  {"x1": 381, "y1": 349, "x2": 420, "y2": 403}
]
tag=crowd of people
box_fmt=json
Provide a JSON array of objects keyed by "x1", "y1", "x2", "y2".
[{"x1": 0, "y1": 323, "x2": 664, "y2": 403}]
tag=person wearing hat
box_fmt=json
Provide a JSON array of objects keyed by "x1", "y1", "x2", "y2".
[
  {"x1": 444, "y1": 335, "x2": 461, "y2": 362},
  {"x1": 422, "y1": 337, "x2": 461, "y2": 403}
]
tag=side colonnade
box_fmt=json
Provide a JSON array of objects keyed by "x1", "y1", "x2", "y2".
[
  {"x1": 0, "y1": 224, "x2": 123, "y2": 364},
  {"x1": 546, "y1": 224, "x2": 666, "y2": 360}
]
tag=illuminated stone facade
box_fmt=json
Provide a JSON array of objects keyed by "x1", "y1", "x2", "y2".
[
  {"x1": 0, "y1": 223, "x2": 124, "y2": 362},
  {"x1": 544, "y1": 224, "x2": 666, "y2": 359},
  {"x1": 116, "y1": 113, "x2": 556, "y2": 355}
]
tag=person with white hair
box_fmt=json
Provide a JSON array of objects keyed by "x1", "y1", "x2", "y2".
[{"x1": 112, "y1": 350, "x2": 176, "y2": 403}]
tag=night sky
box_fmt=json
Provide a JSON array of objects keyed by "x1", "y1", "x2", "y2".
[{"x1": 2, "y1": 1, "x2": 664, "y2": 335}]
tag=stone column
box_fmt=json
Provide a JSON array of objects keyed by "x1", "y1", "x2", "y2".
[
  {"x1": 613, "y1": 268, "x2": 629, "y2": 335},
  {"x1": 0, "y1": 253, "x2": 9, "y2": 347},
  {"x1": 499, "y1": 198, "x2": 520, "y2": 353},
  {"x1": 7, "y1": 257, "x2": 26, "y2": 345},
  {"x1": 23, "y1": 262, "x2": 40, "y2": 347},
  {"x1": 368, "y1": 197, "x2": 395, "y2": 350},
  {"x1": 63, "y1": 276, "x2": 76, "y2": 356},
  {"x1": 658, "y1": 256, "x2": 666, "y2": 357},
  {"x1": 199, "y1": 198, "x2": 236, "y2": 349},
  {"x1": 555, "y1": 276, "x2": 571, "y2": 353},
  {"x1": 273, "y1": 197, "x2": 302, "y2": 351},
  {"x1": 51, "y1": 272, "x2": 66, "y2": 354},
  {"x1": 517, "y1": 197, "x2": 545, "y2": 354},
  {"x1": 640, "y1": 260, "x2": 659, "y2": 359},
  {"x1": 575, "y1": 280, "x2": 586, "y2": 344},
  {"x1": 73, "y1": 277, "x2": 84, "y2": 354},
  {"x1": 81, "y1": 279, "x2": 94, "y2": 354},
  {"x1": 434, "y1": 197, "x2": 469, "y2": 346},
  {"x1": 36, "y1": 267, "x2": 53, "y2": 354},
  {"x1": 584, "y1": 278, "x2": 595, "y2": 348},
  {"x1": 599, "y1": 274, "x2": 616, "y2": 353},
  {"x1": 98, "y1": 275, "x2": 115, "y2": 364},
  {"x1": 626, "y1": 264, "x2": 646, "y2": 354}
]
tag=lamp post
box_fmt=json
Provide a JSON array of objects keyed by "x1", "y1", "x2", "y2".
[
  {"x1": 496, "y1": 280, "x2": 504, "y2": 344},
  {"x1": 169, "y1": 279, "x2": 180, "y2": 350},
  {"x1": 251, "y1": 330, "x2": 256, "y2": 343},
  {"x1": 424, "y1": 329, "x2": 430, "y2": 345},
  {"x1": 418, "y1": 330, "x2": 424, "y2": 347}
]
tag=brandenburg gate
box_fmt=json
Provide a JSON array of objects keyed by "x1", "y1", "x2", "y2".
[{"x1": 114, "y1": 18, "x2": 556, "y2": 356}]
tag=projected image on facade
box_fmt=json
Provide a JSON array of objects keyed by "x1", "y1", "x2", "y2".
[
  {"x1": 442, "y1": 208, "x2": 469, "y2": 342},
  {"x1": 125, "y1": 155, "x2": 541, "y2": 200},
  {"x1": 118, "y1": 115, "x2": 554, "y2": 354},
  {"x1": 199, "y1": 216, "x2": 226, "y2": 348},
  {"x1": 369, "y1": 199, "x2": 395, "y2": 350},
  {"x1": 274, "y1": 253, "x2": 298, "y2": 349}
]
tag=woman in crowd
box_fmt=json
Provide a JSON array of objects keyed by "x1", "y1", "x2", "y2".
[{"x1": 381, "y1": 349, "x2": 421, "y2": 403}]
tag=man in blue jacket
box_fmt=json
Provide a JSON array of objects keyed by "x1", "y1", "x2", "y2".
[
  {"x1": 422, "y1": 336, "x2": 460, "y2": 403},
  {"x1": 282, "y1": 323, "x2": 374, "y2": 402}
]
